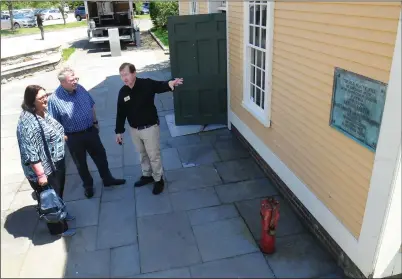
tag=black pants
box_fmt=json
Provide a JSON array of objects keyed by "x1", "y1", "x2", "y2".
[
  {"x1": 66, "y1": 126, "x2": 112, "y2": 189},
  {"x1": 29, "y1": 158, "x2": 68, "y2": 235},
  {"x1": 38, "y1": 26, "x2": 44, "y2": 39}
]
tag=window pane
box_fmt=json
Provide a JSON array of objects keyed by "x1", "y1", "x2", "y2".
[
  {"x1": 250, "y1": 65, "x2": 255, "y2": 86},
  {"x1": 249, "y1": 26, "x2": 254, "y2": 45},
  {"x1": 256, "y1": 87, "x2": 261, "y2": 107},
  {"x1": 261, "y1": 5, "x2": 267, "y2": 27},
  {"x1": 256, "y1": 68, "x2": 262, "y2": 88},
  {"x1": 255, "y1": 4, "x2": 260, "y2": 26},
  {"x1": 261, "y1": 69, "x2": 265, "y2": 91},
  {"x1": 261, "y1": 28, "x2": 266, "y2": 49},
  {"x1": 249, "y1": 4, "x2": 254, "y2": 25},
  {"x1": 256, "y1": 49, "x2": 262, "y2": 68},
  {"x1": 251, "y1": 48, "x2": 255, "y2": 65},
  {"x1": 255, "y1": 28, "x2": 260, "y2": 47},
  {"x1": 262, "y1": 51, "x2": 266, "y2": 70},
  {"x1": 250, "y1": 84, "x2": 255, "y2": 103},
  {"x1": 261, "y1": 88, "x2": 265, "y2": 109}
]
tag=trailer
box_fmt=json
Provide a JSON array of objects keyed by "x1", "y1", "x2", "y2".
[{"x1": 84, "y1": 0, "x2": 136, "y2": 43}]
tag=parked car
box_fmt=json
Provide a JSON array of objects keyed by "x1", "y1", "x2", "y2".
[
  {"x1": 141, "y1": 4, "x2": 149, "y2": 15},
  {"x1": 74, "y1": 6, "x2": 86, "y2": 21},
  {"x1": 1, "y1": 14, "x2": 11, "y2": 30},
  {"x1": 41, "y1": 9, "x2": 65, "y2": 20},
  {"x1": 6, "y1": 13, "x2": 37, "y2": 29}
]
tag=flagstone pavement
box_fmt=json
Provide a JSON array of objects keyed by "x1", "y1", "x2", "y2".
[{"x1": 1, "y1": 43, "x2": 345, "y2": 278}]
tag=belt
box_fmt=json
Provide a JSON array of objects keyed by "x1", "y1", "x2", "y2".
[
  {"x1": 135, "y1": 124, "x2": 156, "y2": 130},
  {"x1": 66, "y1": 126, "x2": 94, "y2": 135}
]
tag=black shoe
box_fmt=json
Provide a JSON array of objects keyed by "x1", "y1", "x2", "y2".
[
  {"x1": 104, "y1": 178, "x2": 126, "y2": 187},
  {"x1": 152, "y1": 179, "x2": 164, "y2": 195},
  {"x1": 85, "y1": 188, "x2": 94, "y2": 198},
  {"x1": 134, "y1": 176, "x2": 154, "y2": 187}
]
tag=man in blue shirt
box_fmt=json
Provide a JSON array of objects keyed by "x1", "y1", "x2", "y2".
[{"x1": 48, "y1": 67, "x2": 125, "y2": 198}]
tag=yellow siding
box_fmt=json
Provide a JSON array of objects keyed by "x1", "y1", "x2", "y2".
[
  {"x1": 228, "y1": 2, "x2": 401, "y2": 238},
  {"x1": 179, "y1": 0, "x2": 188, "y2": 15},
  {"x1": 199, "y1": 0, "x2": 209, "y2": 14}
]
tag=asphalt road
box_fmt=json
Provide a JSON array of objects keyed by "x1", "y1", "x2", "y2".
[{"x1": 0, "y1": 19, "x2": 153, "y2": 58}]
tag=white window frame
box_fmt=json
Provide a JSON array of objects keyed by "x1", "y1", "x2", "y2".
[
  {"x1": 189, "y1": 1, "x2": 199, "y2": 15},
  {"x1": 208, "y1": 0, "x2": 227, "y2": 13},
  {"x1": 242, "y1": 1, "x2": 275, "y2": 127}
]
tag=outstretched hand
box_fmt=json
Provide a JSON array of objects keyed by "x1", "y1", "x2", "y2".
[{"x1": 168, "y1": 78, "x2": 184, "y2": 91}]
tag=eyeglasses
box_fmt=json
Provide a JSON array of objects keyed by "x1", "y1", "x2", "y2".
[{"x1": 36, "y1": 93, "x2": 51, "y2": 102}]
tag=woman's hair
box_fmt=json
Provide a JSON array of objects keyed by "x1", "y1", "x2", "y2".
[{"x1": 21, "y1": 85, "x2": 45, "y2": 113}]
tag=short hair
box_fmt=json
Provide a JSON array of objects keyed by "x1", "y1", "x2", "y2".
[
  {"x1": 58, "y1": 67, "x2": 75, "y2": 82},
  {"x1": 21, "y1": 85, "x2": 45, "y2": 113},
  {"x1": 119, "y1": 63, "x2": 136, "y2": 73}
]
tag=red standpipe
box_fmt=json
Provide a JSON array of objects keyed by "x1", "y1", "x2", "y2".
[{"x1": 260, "y1": 197, "x2": 280, "y2": 254}]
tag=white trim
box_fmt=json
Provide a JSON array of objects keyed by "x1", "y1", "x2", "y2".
[
  {"x1": 358, "y1": 10, "x2": 402, "y2": 277},
  {"x1": 178, "y1": 0, "x2": 182, "y2": 15},
  {"x1": 229, "y1": 110, "x2": 360, "y2": 266},
  {"x1": 242, "y1": 1, "x2": 274, "y2": 128},
  {"x1": 189, "y1": 1, "x2": 198, "y2": 15},
  {"x1": 226, "y1": 1, "x2": 231, "y2": 129},
  {"x1": 372, "y1": 153, "x2": 401, "y2": 277},
  {"x1": 208, "y1": 0, "x2": 227, "y2": 13}
]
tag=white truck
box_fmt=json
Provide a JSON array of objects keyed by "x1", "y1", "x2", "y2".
[{"x1": 84, "y1": 0, "x2": 136, "y2": 43}]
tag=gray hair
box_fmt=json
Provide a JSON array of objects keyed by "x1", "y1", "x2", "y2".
[{"x1": 58, "y1": 67, "x2": 75, "y2": 82}]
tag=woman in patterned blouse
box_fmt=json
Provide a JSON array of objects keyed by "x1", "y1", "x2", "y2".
[{"x1": 16, "y1": 85, "x2": 76, "y2": 237}]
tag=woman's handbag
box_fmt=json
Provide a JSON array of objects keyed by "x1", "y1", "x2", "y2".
[
  {"x1": 37, "y1": 185, "x2": 67, "y2": 223},
  {"x1": 34, "y1": 114, "x2": 67, "y2": 223}
]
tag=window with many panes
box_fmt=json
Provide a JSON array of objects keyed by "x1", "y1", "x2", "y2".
[{"x1": 243, "y1": 1, "x2": 274, "y2": 126}]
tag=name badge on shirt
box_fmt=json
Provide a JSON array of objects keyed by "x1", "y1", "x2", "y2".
[{"x1": 124, "y1": 96, "x2": 130, "y2": 102}]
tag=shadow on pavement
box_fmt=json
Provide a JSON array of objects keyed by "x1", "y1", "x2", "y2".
[{"x1": 3, "y1": 205, "x2": 61, "y2": 246}]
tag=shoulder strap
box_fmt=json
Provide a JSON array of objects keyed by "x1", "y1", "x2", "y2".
[{"x1": 34, "y1": 113, "x2": 56, "y2": 173}]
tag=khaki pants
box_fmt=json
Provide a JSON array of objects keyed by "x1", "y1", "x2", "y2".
[{"x1": 129, "y1": 124, "x2": 163, "y2": 181}]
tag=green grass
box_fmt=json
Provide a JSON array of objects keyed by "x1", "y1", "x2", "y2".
[
  {"x1": 1, "y1": 21, "x2": 87, "y2": 37},
  {"x1": 151, "y1": 27, "x2": 168, "y2": 48},
  {"x1": 62, "y1": 47, "x2": 76, "y2": 61},
  {"x1": 134, "y1": 14, "x2": 150, "y2": 19}
]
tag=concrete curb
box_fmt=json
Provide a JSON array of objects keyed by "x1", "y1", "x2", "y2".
[
  {"x1": 1, "y1": 26, "x2": 87, "y2": 39},
  {"x1": 149, "y1": 30, "x2": 169, "y2": 55},
  {"x1": 1, "y1": 45, "x2": 62, "y2": 63}
]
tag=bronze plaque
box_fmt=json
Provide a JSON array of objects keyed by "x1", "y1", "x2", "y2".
[{"x1": 329, "y1": 68, "x2": 387, "y2": 152}]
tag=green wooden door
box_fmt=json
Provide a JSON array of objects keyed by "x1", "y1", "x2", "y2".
[{"x1": 167, "y1": 13, "x2": 227, "y2": 125}]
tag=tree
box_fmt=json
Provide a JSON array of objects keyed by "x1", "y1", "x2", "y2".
[{"x1": 5, "y1": 1, "x2": 15, "y2": 31}]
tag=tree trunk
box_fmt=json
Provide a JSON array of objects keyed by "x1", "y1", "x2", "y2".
[
  {"x1": 7, "y1": 1, "x2": 14, "y2": 31},
  {"x1": 59, "y1": 0, "x2": 66, "y2": 25}
]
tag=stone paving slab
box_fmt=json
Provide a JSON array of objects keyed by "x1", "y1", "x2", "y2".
[
  {"x1": 190, "y1": 252, "x2": 275, "y2": 278},
  {"x1": 137, "y1": 211, "x2": 202, "y2": 273},
  {"x1": 97, "y1": 198, "x2": 137, "y2": 250},
  {"x1": 65, "y1": 249, "x2": 111, "y2": 278},
  {"x1": 111, "y1": 244, "x2": 141, "y2": 278},
  {"x1": 192, "y1": 217, "x2": 259, "y2": 262},
  {"x1": 264, "y1": 233, "x2": 338, "y2": 278},
  {"x1": 133, "y1": 267, "x2": 191, "y2": 278},
  {"x1": 170, "y1": 187, "x2": 221, "y2": 212},
  {"x1": 187, "y1": 204, "x2": 239, "y2": 226},
  {"x1": 165, "y1": 165, "x2": 222, "y2": 193},
  {"x1": 135, "y1": 183, "x2": 173, "y2": 217},
  {"x1": 214, "y1": 158, "x2": 266, "y2": 184},
  {"x1": 215, "y1": 178, "x2": 278, "y2": 203},
  {"x1": 177, "y1": 144, "x2": 221, "y2": 167}
]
